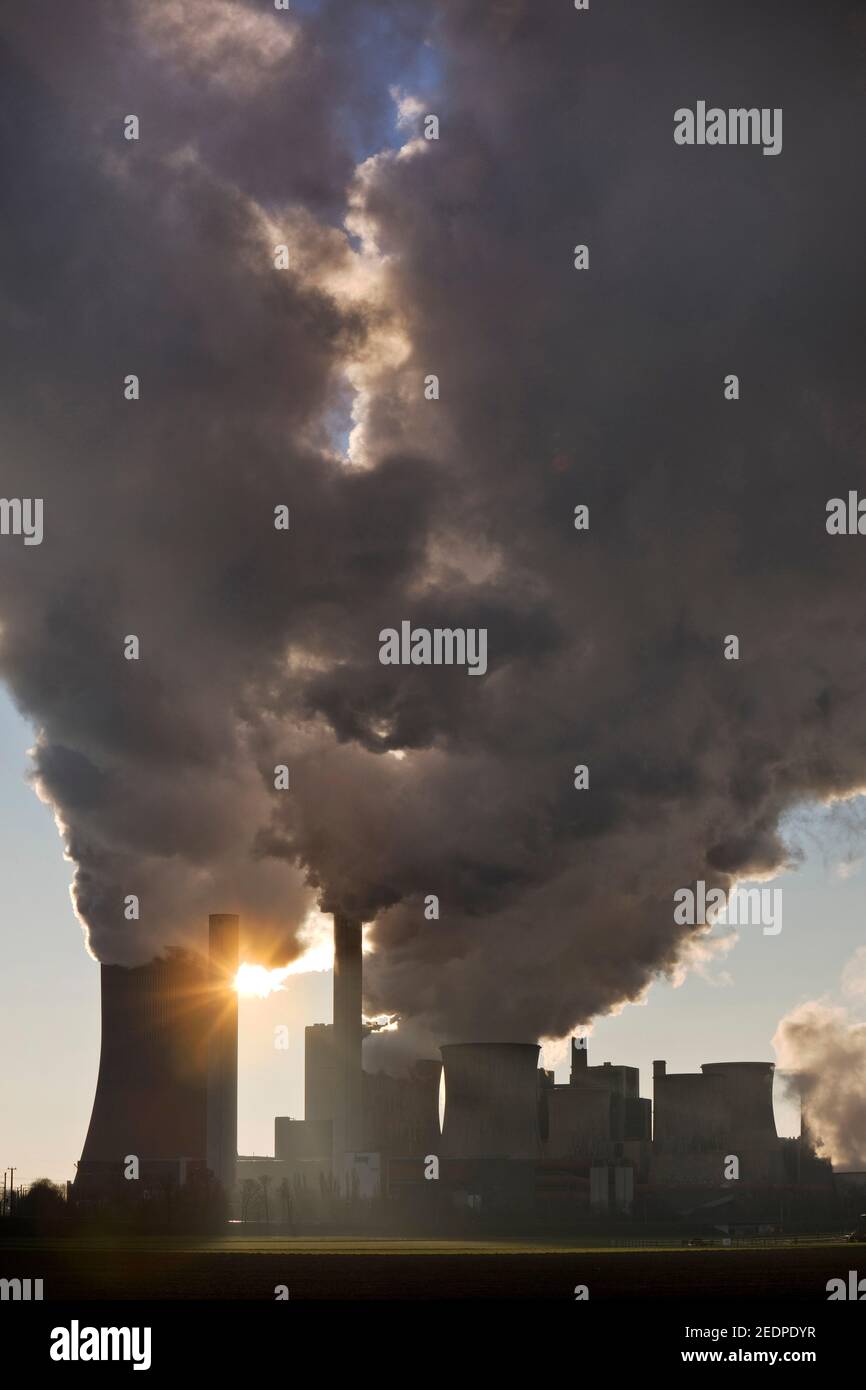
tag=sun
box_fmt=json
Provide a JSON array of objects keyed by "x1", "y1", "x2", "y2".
[
  {"x1": 234, "y1": 910, "x2": 376, "y2": 997},
  {"x1": 234, "y1": 963, "x2": 289, "y2": 998}
]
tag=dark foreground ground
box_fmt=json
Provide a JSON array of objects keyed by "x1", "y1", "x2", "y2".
[{"x1": 0, "y1": 1237, "x2": 857, "y2": 1299}]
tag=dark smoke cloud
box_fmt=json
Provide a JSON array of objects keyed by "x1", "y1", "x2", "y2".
[{"x1": 1, "y1": 3, "x2": 865, "y2": 1052}]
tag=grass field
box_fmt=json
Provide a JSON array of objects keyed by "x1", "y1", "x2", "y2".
[{"x1": 0, "y1": 1235, "x2": 856, "y2": 1299}]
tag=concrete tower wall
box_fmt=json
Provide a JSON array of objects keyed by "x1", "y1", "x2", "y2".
[
  {"x1": 305, "y1": 1022, "x2": 337, "y2": 1126},
  {"x1": 653, "y1": 1072, "x2": 727, "y2": 1146},
  {"x1": 546, "y1": 1083, "x2": 611, "y2": 1157},
  {"x1": 701, "y1": 1062, "x2": 777, "y2": 1148},
  {"x1": 206, "y1": 913, "x2": 239, "y2": 1193},
  {"x1": 440, "y1": 1043, "x2": 541, "y2": 1160},
  {"x1": 77, "y1": 952, "x2": 211, "y2": 1178},
  {"x1": 653, "y1": 1060, "x2": 778, "y2": 1152},
  {"x1": 362, "y1": 1059, "x2": 443, "y2": 1157},
  {"x1": 77, "y1": 918, "x2": 240, "y2": 1198},
  {"x1": 332, "y1": 914, "x2": 363, "y2": 1159}
]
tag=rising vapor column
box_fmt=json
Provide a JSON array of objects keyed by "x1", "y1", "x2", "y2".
[
  {"x1": 332, "y1": 913, "x2": 363, "y2": 1165},
  {"x1": 206, "y1": 913, "x2": 239, "y2": 1195}
]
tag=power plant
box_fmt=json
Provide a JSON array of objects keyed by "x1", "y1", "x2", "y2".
[{"x1": 73, "y1": 910, "x2": 840, "y2": 1231}]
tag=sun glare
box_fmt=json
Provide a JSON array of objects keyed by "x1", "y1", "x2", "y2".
[{"x1": 234, "y1": 909, "x2": 337, "y2": 997}]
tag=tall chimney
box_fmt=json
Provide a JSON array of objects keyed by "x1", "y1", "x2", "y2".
[
  {"x1": 332, "y1": 913, "x2": 363, "y2": 1164},
  {"x1": 206, "y1": 913, "x2": 239, "y2": 1196},
  {"x1": 570, "y1": 1036, "x2": 588, "y2": 1081}
]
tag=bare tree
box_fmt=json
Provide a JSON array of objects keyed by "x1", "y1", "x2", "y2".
[
  {"x1": 240, "y1": 1178, "x2": 257, "y2": 1224},
  {"x1": 278, "y1": 1177, "x2": 294, "y2": 1232}
]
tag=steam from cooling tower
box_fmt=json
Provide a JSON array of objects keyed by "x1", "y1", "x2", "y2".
[
  {"x1": 774, "y1": 998, "x2": 866, "y2": 1168},
  {"x1": 1, "y1": 2, "x2": 866, "y2": 1051}
]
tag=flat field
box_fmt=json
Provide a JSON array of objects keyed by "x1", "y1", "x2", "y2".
[{"x1": 0, "y1": 1235, "x2": 854, "y2": 1300}]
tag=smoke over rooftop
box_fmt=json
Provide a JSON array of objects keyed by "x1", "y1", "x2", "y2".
[{"x1": 1, "y1": 1, "x2": 865, "y2": 1046}]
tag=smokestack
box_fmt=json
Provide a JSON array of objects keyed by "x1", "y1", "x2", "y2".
[
  {"x1": 570, "y1": 1036, "x2": 588, "y2": 1081},
  {"x1": 332, "y1": 913, "x2": 363, "y2": 1163},
  {"x1": 206, "y1": 913, "x2": 239, "y2": 1194}
]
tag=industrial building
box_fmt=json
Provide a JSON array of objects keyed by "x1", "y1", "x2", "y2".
[
  {"x1": 270, "y1": 1028, "x2": 440, "y2": 1189},
  {"x1": 541, "y1": 1036, "x2": 652, "y2": 1156}
]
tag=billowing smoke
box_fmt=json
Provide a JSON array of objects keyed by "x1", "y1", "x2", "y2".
[
  {"x1": 1, "y1": 2, "x2": 865, "y2": 1046},
  {"x1": 775, "y1": 1004, "x2": 866, "y2": 1166},
  {"x1": 774, "y1": 949, "x2": 866, "y2": 1166}
]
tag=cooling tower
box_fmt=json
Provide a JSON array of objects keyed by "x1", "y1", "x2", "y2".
[
  {"x1": 76, "y1": 917, "x2": 239, "y2": 1197},
  {"x1": 700, "y1": 1062, "x2": 777, "y2": 1148},
  {"x1": 652, "y1": 1059, "x2": 777, "y2": 1149},
  {"x1": 652, "y1": 1063, "x2": 727, "y2": 1146},
  {"x1": 332, "y1": 913, "x2": 363, "y2": 1159},
  {"x1": 440, "y1": 1043, "x2": 541, "y2": 1160},
  {"x1": 76, "y1": 952, "x2": 211, "y2": 1190}
]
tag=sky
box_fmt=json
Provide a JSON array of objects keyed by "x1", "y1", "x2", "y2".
[{"x1": 2, "y1": 0, "x2": 866, "y2": 1186}]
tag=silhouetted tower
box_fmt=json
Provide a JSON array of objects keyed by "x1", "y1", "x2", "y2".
[
  {"x1": 332, "y1": 913, "x2": 363, "y2": 1162},
  {"x1": 76, "y1": 915, "x2": 239, "y2": 1198},
  {"x1": 206, "y1": 913, "x2": 239, "y2": 1194}
]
